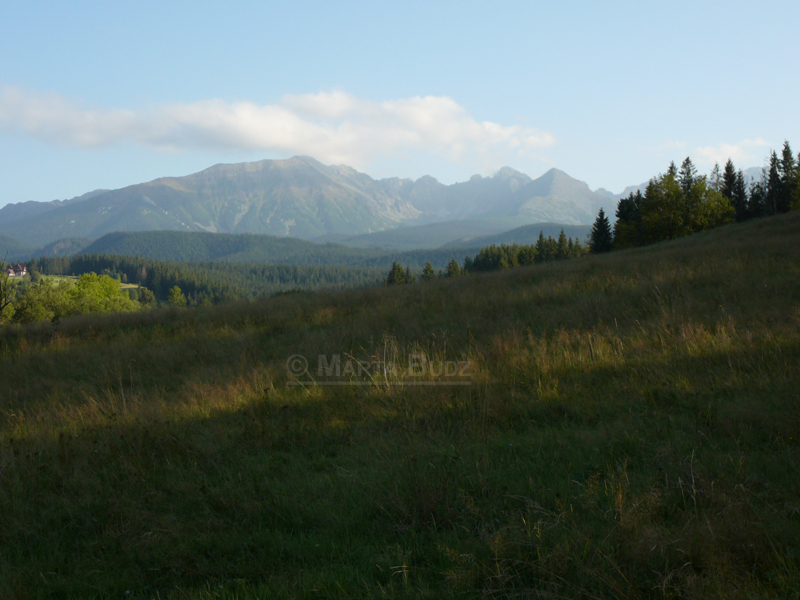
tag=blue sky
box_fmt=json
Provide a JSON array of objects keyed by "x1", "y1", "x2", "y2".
[{"x1": 1, "y1": 0, "x2": 797, "y2": 207}]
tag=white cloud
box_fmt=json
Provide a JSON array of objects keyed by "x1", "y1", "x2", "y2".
[
  {"x1": 693, "y1": 138, "x2": 770, "y2": 166},
  {"x1": 0, "y1": 87, "x2": 555, "y2": 168}
]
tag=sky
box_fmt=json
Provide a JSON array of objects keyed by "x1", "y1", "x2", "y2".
[{"x1": 1, "y1": 0, "x2": 798, "y2": 207}]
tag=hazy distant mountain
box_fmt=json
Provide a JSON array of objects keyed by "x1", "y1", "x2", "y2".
[
  {"x1": 0, "y1": 234, "x2": 36, "y2": 261},
  {"x1": 0, "y1": 157, "x2": 617, "y2": 247},
  {"x1": 487, "y1": 168, "x2": 614, "y2": 224},
  {"x1": 0, "y1": 189, "x2": 107, "y2": 226},
  {"x1": 328, "y1": 219, "x2": 518, "y2": 250},
  {"x1": 594, "y1": 188, "x2": 617, "y2": 199},
  {"x1": 0, "y1": 157, "x2": 426, "y2": 246},
  {"x1": 443, "y1": 223, "x2": 592, "y2": 248},
  {"x1": 743, "y1": 166, "x2": 762, "y2": 182},
  {"x1": 378, "y1": 167, "x2": 533, "y2": 221},
  {"x1": 611, "y1": 182, "x2": 649, "y2": 200}
]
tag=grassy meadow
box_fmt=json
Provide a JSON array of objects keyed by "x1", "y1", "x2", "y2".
[{"x1": 1, "y1": 211, "x2": 799, "y2": 598}]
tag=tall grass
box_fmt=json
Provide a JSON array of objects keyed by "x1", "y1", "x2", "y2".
[{"x1": 1, "y1": 212, "x2": 799, "y2": 598}]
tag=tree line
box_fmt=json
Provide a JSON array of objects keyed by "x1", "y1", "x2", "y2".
[
  {"x1": 0, "y1": 272, "x2": 143, "y2": 325},
  {"x1": 384, "y1": 230, "x2": 587, "y2": 284},
  {"x1": 34, "y1": 254, "x2": 386, "y2": 305},
  {"x1": 588, "y1": 141, "x2": 800, "y2": 253},
  {"x1": 0, "y1": 254, "x2": 389, "y2": 324}
]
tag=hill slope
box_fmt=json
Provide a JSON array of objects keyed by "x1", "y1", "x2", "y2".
[
  {"x1": 0, "y1": 233, "x2": 35, "y2": 261},
  {"x1": 80, "y1": 230, "x2": 379, "y2": 265},
  {"x1": 328, "y1": 218, "x2": 518, "y2": 250},
  {"x1": 443, "y1": 222, "x2": 592, "y2": 247},
  {"x1": 2, "y1": 210, "x2": 798, "y2": 597}
]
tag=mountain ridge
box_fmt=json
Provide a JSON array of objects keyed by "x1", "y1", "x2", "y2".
[{"x1": 0, "y1": 157, "x2": 617, "y2": 247}]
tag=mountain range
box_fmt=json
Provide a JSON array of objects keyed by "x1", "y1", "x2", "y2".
[{"x1": 0, "y1": 156, "x2": 617, "y2": 249}]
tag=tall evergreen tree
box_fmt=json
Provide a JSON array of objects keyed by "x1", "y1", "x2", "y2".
[
  {"x1": 721, "y1": 159, "x2": 736, "y2": 201},
  {"x1": 556, "y1": 230, "x2": 569, "y2": 258},
  {"x1": 613, "y1": 190, "x2": 643, "y2": 248},
  {"x1": 535, "y1": 231, "x2": 547, "y2": 262},
  {"x1": 462, "y1": 255, "x2": 474, "y2": 273},
  {"x1": 766, "y1": 151, "x2": 782, "y2": 214},
  {"x1": 667, "y1": 161, "x2": 678, "y2": 177},
  {"x1": 421, "y1": 261, "x2": 435, "y2": 282},
  {"x1": 778, "y1": 141, "x2": 796, "y2": 212},
  {"x1": 795, "y1": 151, "x2": 800, "y2": 209},
  {"x1": 749, "y1": 174, "x2": 768, "y2": 218},
  {"x1": 589, "y1": 208, "x2": 613, "y2": 253},
  {"x1": 709, "y1": 163, "x2": 722, "y2": 192},
  {"x1": 445, "y1": 258, "x2": 461, "y2": 277},
  {"x1": 679, "y1": 157, "x2": 697, "y2": 195},
  {"x1": 385, "y1": 261, "x2": 404, "y2": 285},
  {"x1": 733, "y1": 169, "x2": 749, "y2": 221}
]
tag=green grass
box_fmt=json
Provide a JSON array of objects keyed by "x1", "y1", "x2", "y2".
[
  {"x1": 41, "y1": 275, "x2": 78, "y2": 283},
  {"x1": 1, "y1": 212, "x2": 799, "y2": 598},
  {"x1": 39, "y1": 274, "x2": 138, "y2": 292}
]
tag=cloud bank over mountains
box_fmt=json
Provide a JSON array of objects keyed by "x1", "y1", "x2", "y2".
[
  {"x1": 694, "y1": 138, "x2": 770, "y2": 167},
  {"x1": 0, "y1": 87, "x2": 555, "y2": 169}
]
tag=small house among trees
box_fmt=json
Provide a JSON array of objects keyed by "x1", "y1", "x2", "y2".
[{"x1": 6, "y1": 264, "x2": 27, "y2": 278}]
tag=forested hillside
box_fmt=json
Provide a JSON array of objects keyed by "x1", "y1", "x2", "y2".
[
  {"x1": 81, "y1": 230, "x2": 388, "y2": 265},
  {"x1": 34, "y1": 254, "x2": 386, "y2": 304}
]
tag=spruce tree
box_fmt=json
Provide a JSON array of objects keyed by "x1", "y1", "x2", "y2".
[
  {"x1": 795, "y1": 152, "x2": 800, "y2": 209},
  {"x1": 589, "y1": 208, "x2": 613, "y2": 253},
  {"x1": 667, "y1": 161, "x2": 678, "y2": 177},
  {"x1": 733, "y1": 169, "x2": 749, "y2": 221},
  {"x1": 779, "y1": 141, "x2": 796, "y2": 212},
  {"x1": 385, "y1": 261, "x2": 404, "y2": 285},
  {"x1": 535, "y1": 231, "x2": 547, "y2": 262},
  {"x1": 679, "y1": 157, "x2": 701, "y2": 227},
  {"x1": 709, "y1": 163, "x2": 722, "y2": 192},
  {"x1": 722, "y1": 159, "x2": 736, "y2": 201},
  {"x1": 556, "y1": 230, "x2": 568, "y2": 258},
  {"x1": 421, "y1": 261, "x2": 435, "y2": 282},
  {"x1": 749, "y1": 175, "x2": 767, "y2": 218},
  {"x1": 446, "y1": 258, "x2": 461, "y2": 277},
  {"x1": 403, "y1": 266, "x2": 414, "y2": 284},
  {"x1": 766, "y1": 151, "x2": 781, "y2": 214},
  {"x1": 678, "y1": 156, "x2": 697, "y2": 194},
  {"x1": 614, "y1": 190, "x2": 643, "y2": 248}
]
